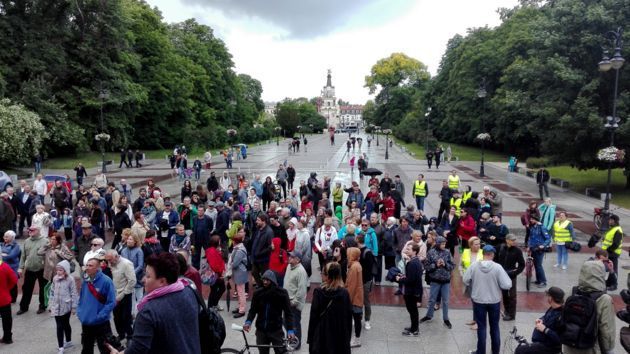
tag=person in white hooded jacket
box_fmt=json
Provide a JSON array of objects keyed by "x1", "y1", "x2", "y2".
[
  {"x1": 463, "y1": 245, "x2": 512, "y2": 354},
  {"x1": 48, "y1": 260, "x2": 79, "y2": 353}
]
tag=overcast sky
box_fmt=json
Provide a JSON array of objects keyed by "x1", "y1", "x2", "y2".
[{"x1": 145, "y1": 0, "x2": 519, "y2": 104}]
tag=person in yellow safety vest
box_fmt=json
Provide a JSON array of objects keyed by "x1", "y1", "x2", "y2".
[
  {"x1": 601, "y1": 214, "x2": 623, "y2": 291},
  {"x1": 552, "y1": 211, "x2": 574, "y2": 270},
  {"x1": 448, "y1": 170, "x2": 460, "y2": 190},
  {"x1": 413, "y1": 174, "x2": 429, "y2": 211},
  {"x1": 460, "y1": 236, "x2": 483, "y2": 330},
  {"x1": 449, "y1": 190, "x2": 463, "y2": 217},
  {"x1": 461, "y1": 186, "x2": 473, "y2": 204}
]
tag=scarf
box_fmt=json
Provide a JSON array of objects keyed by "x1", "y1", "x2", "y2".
[
  {"x1": 136, "y1": 280, "x2": 185, "y2": 312},
  {"x1": 286, "y1": 227, "x2": 297, "y2": 241}
]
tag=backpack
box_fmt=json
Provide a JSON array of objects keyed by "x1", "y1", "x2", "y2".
[
  {"x1": 199, "y1": 251, "x2": 218, "y2": 286},
  {"x1": 559, "y1": 287, "x2": 604, "y2": 349},
  {"x1": 188, "y1": 284, "x2": 226, "y2": 353},
  {"x1": 361, "y1": 247, "x2": 379, "y2": 277}
]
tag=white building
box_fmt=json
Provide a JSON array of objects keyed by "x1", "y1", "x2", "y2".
[
  {"x1": 317, "y1": 69, "x2": 340, "y2": 128},
  {"x1": 264, "y1": 102, "x2": 276, "y2": 116},
  {"x1": 339, "y1": 105, "x2": 364, "y2": 129}
]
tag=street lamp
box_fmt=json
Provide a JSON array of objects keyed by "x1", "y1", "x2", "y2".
[
  {"x1": 97, "y1": 89, "x2": 109, "y2": 173},
  {"x1": 383, "y1": 129, "x2": 392, "y2": 159},
  {"x1": 274, "y1": 127, "x2": 281, "y2": 146},
  {"x1": 477, "y1": 79, "x2": 488, "y2": 177},
  {"x1": 375, "y1": 125, "x2": 381, "y2": 146},
  {"x1": 598, "y1": 27, "x2": 625, "y2": 231},
  {"x1": 425, "y1": 107, "x2": 432, "y2": 152}
]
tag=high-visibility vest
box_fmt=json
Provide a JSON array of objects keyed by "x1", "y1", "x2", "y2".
[
  {"x1": 553, "y1": 220, "x2": 572, "y2": 243},
  {"x1": 414, "y1": 181, "x2": 427, "y2": 197},
  {"x1": 462, "y1": 191, "x2": 473, "y2": 204},
  {"x1": 450, "y1": 197, "x2": 462, "y2": 216},
  {"x1": 448, "y1": 175, "x2": 460, "y2": 190},
  {"x1": 460, "y1": 248, "x2": 483, "y2": 271},
  {"x1": 602, "y1": 226, "x2": 623, "y2": 255}
]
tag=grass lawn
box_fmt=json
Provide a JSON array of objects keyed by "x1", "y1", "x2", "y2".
[
  {"x1": 393, "y1": 138, "x2": 508, "y2": 162},
  {"x1": 546, "y1": 166, "x2": 630, "y2": 208}
]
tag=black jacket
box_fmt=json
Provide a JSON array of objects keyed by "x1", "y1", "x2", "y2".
[
  {"x1": 206, "y1": 176, "x2": 219, "y2": 192},
  {"x1": 359, "y1": 246, "x2": 375, "y2": 283},
  {"x1": 401, "y1": 257, "x2": 423, "y2": 296},
  {"x1": 246, "y1": 283, "x2": 293, "y2": 333},
  {"x1": 536, "y1": 169, "x2": 550, "y2": 184},
  {"x1": 286, "y1": 167, "x2": 296, "y2": 181},
  {"x1": 307, "y1": 287, "x2": 352, "y2": 354},
  {"x1": 251, "y1": 225, "x2": 274, "y2": 264},
  {"x1": 214, "y1": 208, "x2": 230, "y2": 238},
  {"x1": 439, "y1": 186, "x2": 452, "y2": 203},
  {"x1": 495, "y1": 244, "x2": 525, "y2": 278}
]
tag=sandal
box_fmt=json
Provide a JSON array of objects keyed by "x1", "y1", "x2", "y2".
[{"x1": 466, "y1": 320, "x2": 476, "y2": 326}]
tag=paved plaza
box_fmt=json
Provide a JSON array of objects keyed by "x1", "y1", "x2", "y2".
[{"x1": 4, "y1": 133, "x2": 630, "y2": 353}]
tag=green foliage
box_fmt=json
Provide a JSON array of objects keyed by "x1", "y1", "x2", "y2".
[
  {"x1": 0, "y1": 99, "x2": 45, "y2": 164},
  {"x1": 525, "y1": 157, "x2": 552, "y2": 169},
  {"x1": 0, "y1": 0, "x2": 264, "y2": 158},
  {"x1": 275, "y1": 99, "x2": 326, "y2": 136}
]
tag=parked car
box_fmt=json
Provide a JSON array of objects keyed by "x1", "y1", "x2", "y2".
[{"x1": 0, "y1": 171, "x2": 12, "y2": 191}]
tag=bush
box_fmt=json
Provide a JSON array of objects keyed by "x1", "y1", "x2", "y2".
[{"x1": 526, "y1": 157, "x2": 552, "y2": 169}]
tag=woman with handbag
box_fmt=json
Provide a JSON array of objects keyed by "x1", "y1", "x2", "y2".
[{"x1": 307, "y1": 262, "x2": 352, "y2": 354}]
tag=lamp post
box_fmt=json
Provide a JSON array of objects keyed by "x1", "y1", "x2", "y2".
[
  {"x1": 383, "y1": 129, "x2": 392, "y2": 160},
  {"x1": 375, "y1": 125, "x2": 381, "y2": 146},
  {"x1": 97, "y1": 89, "x2": 109, "y2": 173},
  {"x1": 425, "y1": 107, "x2": 432, "y2": 152},
  {"x1": 598, "y1": 27, "x2": 625, "y2": 231},
  {"x1": 275, "y1": 127, "x2": 281, "y2": 146},
  {"x1": 477, "y1": 80, "x2": 488, "y2": 177}
]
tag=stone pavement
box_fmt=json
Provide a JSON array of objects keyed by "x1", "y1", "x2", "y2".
[{"x1": 4, "y1": 133, "x2": 630, "y2": 353}]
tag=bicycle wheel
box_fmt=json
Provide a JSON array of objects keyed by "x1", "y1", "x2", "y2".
[
  {"x1": 220, "y1": 348, "x2": 242, "y2": 353},
  {"x1": 594, "y1": 214, "x2": 603, "y2": 232}
]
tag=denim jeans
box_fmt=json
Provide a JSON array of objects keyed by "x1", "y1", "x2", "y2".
[
  {"x1": 415, "y1": 196, "x2": 425, "y2": 211},
  {"x1": 556, "y1": 244, "x2": 568, "y2": 267},
  {"x1": 473, "y1": 301, "x2": 501, "y2": 354},
  {"x1": 425, "y1": 282, "x2": 450, "y2": 321},
  {"x1": 532, "y1": 249, "x2": 547, "y2": 284}
]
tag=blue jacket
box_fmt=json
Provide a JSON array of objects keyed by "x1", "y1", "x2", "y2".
[
  {"x1": 156, "y1": 210, "x2": 180, "y2": 239},
  {"x1": 77, "y1": 270, "x2": 116, "y2": 326},
  {"x1": 528, "y1": 223, "x2": 551, "y2": 249},
  {"x1": 425, "y1": 248, "x2": 454, "y2": 284},
  {"x1": 531, "y1": 306, "x2": 562, "y2": 348},
  {"x1": 251, "y1": 180, "x2": 263, "y2": 198},
  {"x1": 191, "y1": 215, "x2": 213, "y2": 249},
  {"x1": 346, "y1": 191, "x2": 364, "y2": 210},
  {"x1": 1, "y1": 241, "x2": 21, "y2": 275},
  {"x1": 121, "y1": 247, "x2": 144, "y2": 288},
  {"x1": 357, "y1": 227, "x2": 379, "y2": 255}
]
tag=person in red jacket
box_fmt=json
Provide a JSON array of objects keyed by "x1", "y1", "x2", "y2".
[
  {"x1": 268, "y1": 237, "x2": 288, "y2": 287},
  {"x1": 381, "y1": 192, "x2": 395, "y2": 222},
  {"x1": 365, "y1": 186, "x2": 382, "y2": 210},
  {"x1": 456, "y1": 208, "x2": 477, "y2": 251},
  {"x1": 0, "y1": 259, "x2": 18, "y2": 344},
  {"x1": 205, "y1": 235, "x2": 226, "y2": 310}
]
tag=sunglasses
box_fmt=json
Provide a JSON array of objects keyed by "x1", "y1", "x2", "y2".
[
  {"x1": 361, "y1": 224, "x2": 369, "y2": 227},
  {"x1": 91, "y1": 244, "x2": 100, "y2": 246}
]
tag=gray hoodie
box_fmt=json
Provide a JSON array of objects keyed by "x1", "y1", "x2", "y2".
[
  {"x1": 463, "y1": 259, "x2": 511, "y2": 304},
  {"x1": 563, "y1": 261, "x2": 615, "y2": 354}
]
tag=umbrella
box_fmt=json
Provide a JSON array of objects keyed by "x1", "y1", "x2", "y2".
[
  {"x1": 361, "y1": 168, "x2": 382, "y2": 176},
  {"x1": 292, "y1": 136, "x2": 300, "y2": 140},
  {"x1": 225, "y1": 280, "x2": 231, "y2": 311}
]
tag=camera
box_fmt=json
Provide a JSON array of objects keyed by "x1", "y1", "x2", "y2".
[{"x1": 616, "y1": 289, "x2": 630, "y2": 324}]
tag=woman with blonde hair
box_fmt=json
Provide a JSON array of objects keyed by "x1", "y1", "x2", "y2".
[
  {"x1": 307, "y1": 262, "x2": 352, "y2": 353},
  {"x1": 121, "y1": 232, "x2": 144, "y2": 314},
  {"x1": 460, "y1": 236, "x2": 482, "y2": 330}
]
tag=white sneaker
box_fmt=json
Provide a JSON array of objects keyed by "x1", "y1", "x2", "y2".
[
  {"x1": 58, "y1": 348, "x2": 64, "y2": 354},
  {"x1": 553, "y1": 264, "x2": 559, "y2": 268},
  {"x1": 562, "y1": 265, "x2": 567, "y2": 270},
  {"x1": 364, "y1": 321, "x2": 371, "y2": 330},
  {"x1": 350, "y1": 337, "x2": 361, "y2": 348},
  {"x1": 63, "y1": 341, "x2": 74, "y2": 348}
]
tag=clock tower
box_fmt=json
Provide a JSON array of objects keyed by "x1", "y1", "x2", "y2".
[{"x1": 319, "y1": 69, "x2": 340, "y2": 128}]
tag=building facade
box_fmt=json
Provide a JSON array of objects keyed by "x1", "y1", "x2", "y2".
[
  {"x1": 339, "y1": 105, "x2": 364, "y2": 129},
  {"x1": 317, "y1": 69, "x2": 340, "y2": 128}
]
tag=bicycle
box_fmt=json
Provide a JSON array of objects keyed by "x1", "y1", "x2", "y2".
[
  {"x1": 220, "y1": 323, "x2": 298, "y2": 353},
  {"x1": 524, "y1": 252, "x2": 534, "y2": 292},
  {"x1": 502, "y1": 326, "x2": 528, "y2": 354},
  {"x1": 594, "y1": 206, "x2": 621, "y2": 231}
]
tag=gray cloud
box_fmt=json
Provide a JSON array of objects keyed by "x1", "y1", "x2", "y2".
[{"x1": 181, "y1": 0, "x2": 393, "y2": 38}]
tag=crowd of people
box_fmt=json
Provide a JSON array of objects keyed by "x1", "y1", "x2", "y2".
[{"x1": 0, "y1": 152, "x2": 625, "y2": 354}]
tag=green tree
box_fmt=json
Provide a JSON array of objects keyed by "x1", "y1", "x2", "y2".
[{"x1": 0, "y1": 99, "x2": 45, "y2": 164}]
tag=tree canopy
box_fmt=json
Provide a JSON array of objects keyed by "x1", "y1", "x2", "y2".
[{"x1": 0, "y1": 0, "x2": 265, "y2": 159}]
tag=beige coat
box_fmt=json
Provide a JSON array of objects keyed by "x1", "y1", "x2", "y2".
[{"x1": 38, "y1": 243, "x2": 74, "y2": 281}]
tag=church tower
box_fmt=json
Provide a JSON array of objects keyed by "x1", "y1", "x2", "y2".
[{"x1": 319, "y1": 69, "x2": 340, "y2": 128}]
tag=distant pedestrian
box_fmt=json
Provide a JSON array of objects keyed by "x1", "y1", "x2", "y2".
[
  {"x1": 446, "y1": 145, "x2": 452, "y2": 162},
  {"x1": 118, "y1": 149, "x2": 127, "y2": 168},
  {"x1": 536, "y1": 167, "x2": 550, "y2": 200},
  {"x1": 126, "y1": 149, "x2": 134, "y2": 168},
  {"x1": 74, "y1": 163, "x2": 88, "y2": 186},
  {"x1": 434, "y1": 147, "x2": 442, "y2": 169},
  {"x1": 135, "y1": 150, "x2": 143, "y2": 168},
  {"x1": 426, "y1": 150, "x2": 434, "y2": 169},
  {"x1": 349, "y1": 156, "x2": 355, "y2": 174}
]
